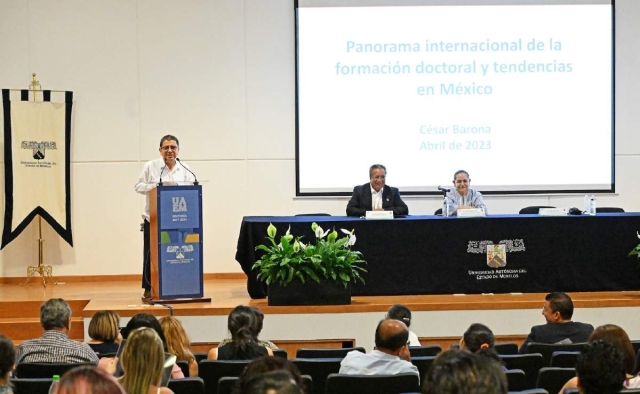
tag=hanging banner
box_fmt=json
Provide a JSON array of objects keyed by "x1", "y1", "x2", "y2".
[{"x1": 1, "y1": 89, "x2": 73, "y2": 248}]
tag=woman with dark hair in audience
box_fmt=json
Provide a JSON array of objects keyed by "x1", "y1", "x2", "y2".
[
  {"x1": 386, "y1": 304, "x2": 421, "y2": 346},
  {"x1": 53, "y1": 365, "x2": 125, "y2": 394},
  {"x1": 459, "y1": 323, "x2": 504, "y2": 368},
  {"x1": 560, "y1": 324, "x2": 640, "y2": 393},
  {"x1": 159, "y1": 316, "x2": 198, "y2": 377},
  {"x1": 219, "y1": 306, "x2": 278, "y2": 350},
  {"x1": 0, "y1": 335, "x2": 15, "y2": 394},
  {"x1": 120, "y1": 313, "x2": 184, "y2": 379},
  {"x1": 119, "y1": 328, "x2": 174, "y2": 394},
  {"x1": 233, "y1": 356, "x2": 305, "y2": 394},
  {"x1": 209, "y1": 305, "x2": 274, "y2": 360},
  {"x1": 88, "y1": 310, "x2": 122, "y2": 355},
  {"x1": 243, "y1": 370, "x2": 303, "y2": 394}
]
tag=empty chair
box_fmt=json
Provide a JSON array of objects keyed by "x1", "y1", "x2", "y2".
[
  {"x1": 519, "y1": 206, "x2": 555, "y2": 214},
  {"x1": 194, "y1": 351, "x2": 208, "y2": 364},
  {"x1": 15, "y1": 362, "x2": 95, "y2": 378},
  {"x1": 410, "y1": 356, "x2": 437, "y2": 382},
  {"x1": 324, "y1": 372, "x2": 420, "y2": 394},
  {"x1": 536, "y1": 367, "x2": 576, "y2": 394},
  {"x1": 272, "y1": 348, "x2": 288, "y2": 359},
  {"x1": 525, "y1": 343, "x2": 588, "y2": 367},
  {"x1": 550, "y1": 351, "x2": 579, "y2": 368},
  {"x1": 198, "y1": 359, "x2": 252, "y2": 394},
  {"x1": 168, "y1": 377, "x2": 205, "y2": 394},
  {"x1": 408, "y1": 345, "x2": 441, "y2": 357},
  {"x1": 595, "y1": 207, "x2": 625, "y2": 213},
  {"x1": 292, "y1": 358, "x2": 342, "y2": 394},
  {"x1": 495, "y1": 343, "x2": 519, "y2": 355},
  {"x1": 505, "y1": 369, "x2": 528, "y2": 392},
  {"x1": 500, "y1": 353, "x2": 545, "y2": 389},
  {"x1": 176, "y1": 360, "x2": 190, "y2": 377},
  {"x1": 9, "y1": 378, "x2": 52, "y2": 394},
  {"x1": 296, "y1": 347, "x2": 365, "y2": 359}
]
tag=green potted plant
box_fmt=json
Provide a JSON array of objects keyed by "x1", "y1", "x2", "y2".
[
  {"x1": 252, "y1": 222, "x2": 366, "y2": 305},
  {"x1": 628, "y1": 231, "x2": 640, "y2": 269}
]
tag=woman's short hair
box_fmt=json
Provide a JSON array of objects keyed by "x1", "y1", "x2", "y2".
[
  {"x1": 54, "y1": 365, "x2": 126, "y2": 394},
  {"x1": 88, "y1": 310, "x2": 121, "y2": 343},
  {"x1": 119, "y1": 328, "x2": 165, "y2": 394},
  {"x1": 589, "y1": 324, "x2": 636, "y2": 375},
  {"x1": 0, "y1": 335, "x2": 15, "y2": 377}
]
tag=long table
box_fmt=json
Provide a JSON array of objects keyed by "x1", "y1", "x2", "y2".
[{"x1": 235, "y1": 214, "x2": 640, "y2": 299}]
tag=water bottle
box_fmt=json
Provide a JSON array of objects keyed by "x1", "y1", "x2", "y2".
[
  {"x1": 49, "y1": 374, "x2": 60, "y2": 394},
  {"x1": 444, "y1": 200, "x2": 450, "y2": 217},
  {"x1": 589, "y1": 195, "x2": 597, "y2": 216},
  {"x1": 583, "y1": 195, "x2": 589, "y2": 214}
]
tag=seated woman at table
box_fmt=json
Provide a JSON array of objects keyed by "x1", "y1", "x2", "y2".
[
  {"x1": 442, "y1": 170, "x2": 487, "y2": 216},
  {"x1": 208, "y1": 305, "x2": 274, "y2": 360},
  {"x1": 346, "y1": 164, "x2": 408, "y2": 217}
]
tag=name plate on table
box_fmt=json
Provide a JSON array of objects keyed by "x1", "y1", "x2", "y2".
[
  {"x1": 365, "y1": 211, "x2": 394, "y2": 220},
  {"x1": 539, "y1": 208, "x2": 567, "y2": 216},
  {"x1": 457, "y1": 208, "x2": 485, "y2": 218}
]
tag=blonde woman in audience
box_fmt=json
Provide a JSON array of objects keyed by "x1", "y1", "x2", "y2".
[
  {"x1": 54, "y1": 365, "x2": 125, "y2": 394},
  {"x1": 119, "y1": 328, "x2": 174, "y2": 394},
  {"x1": 559, "y1": 324, "x2": 640, "y2": 393},
  {"x1": 88, "y1": 310, "x2": 122, "y2": 355},
  {"x1": 159, "y1": 316, "x2": 198, "y2": 377}
]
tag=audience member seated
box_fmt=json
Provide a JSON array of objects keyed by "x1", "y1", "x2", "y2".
[
  {"x1": 346, "y1": 164, "x2": 409, "y2": 217},
  {"x1": 233, "y1": 356, "x2": 305, "y2": 394},
  {"x1": 460, "y1": 323, "x2": 504, "y2": 369},
  {"x1": 120, "y1": 313, "x2": 183, "y2": 379},
  {"x1": 0, "y1": 335, "x2": 15, "y2": 394},
  {"x1": 573, "y1": 340, "x2": 626, "y2": 394},
  {"x1": 339, "y1": 319, "x2": 418, "y2": 378},
  {"x1": 88, "y1": 310, "x2": 122, "y2": 355},
  {"x1": 118, "y1": 328, "x2": 174, "y2": 394},
  {"x1": 560, "y1": 324, "x2": 640, "y2": 392},
  {"x1": 386, "y1": 304, "x2": 421, "y2": 346},
  {"x1": 159, "y1": 316, "x2": 198, "y2": 378},
  {"x1": 519, "y1": 292, "x2": 593, "y2": 354},
  {"x1": 16, "y1": 298, "x2": 99, "y2": 365},
  {"x1": 442, "y1": 170, "x2": 488, "y2": 215},
  {"x1": 422, "y1": 349, "x2": 507, "y2": 394},
  {"x1": 242, "y1": 370, "x2": 302, "y2": 394},
  {"x1": 209, "y1": 305, "x2": 274, "y2": 360},
  {"x1": 219, "y1": 307, "x2": 278, "y2": 350},
  {"x1": 53, "y1": 365, "x2": 126, "y2": 394}
]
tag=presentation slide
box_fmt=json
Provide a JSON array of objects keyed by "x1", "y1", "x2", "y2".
[{"x1": 295, "y1": 0, "x2": 614, "y2": 195}]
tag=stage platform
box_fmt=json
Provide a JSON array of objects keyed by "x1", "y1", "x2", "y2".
[{"x1": 3, "y1": 277, "x2": 640, "y2": 354}]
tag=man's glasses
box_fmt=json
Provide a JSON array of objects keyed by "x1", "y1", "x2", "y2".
[{"x1": 161, "y1": 145, "x2": 178, "y2": 151}]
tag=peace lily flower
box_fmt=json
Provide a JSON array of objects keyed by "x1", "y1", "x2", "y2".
[
  {"x1": 341, "y1": 229, "x2": 357, "y2": 246},
  {"x1": 293, "y1": 241, "x2": 300, "y2": 252},
  {"x1": 267, "y1": 223, "x2": 277, "y2": 238},
  {"x1": 315, "y1": 225, "x2": 329, "y2": 239},
  {"x1": 283, "y1": 225, "x2": 293, "y2": 242},
  {"x1": 628, "y1": 231, "x2": 640, "y2": 267},
  {"x1": 327, "y1": 230, "x2": 338, "y2": 243}
]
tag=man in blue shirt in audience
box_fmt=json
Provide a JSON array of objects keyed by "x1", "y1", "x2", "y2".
[{"x1": 339, "y1": 319, "x2": 419, "y2": 378}]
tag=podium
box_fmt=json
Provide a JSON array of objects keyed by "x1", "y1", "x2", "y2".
[{"x1": 149, "y1": 184, "x2": 208, "y2": 302}]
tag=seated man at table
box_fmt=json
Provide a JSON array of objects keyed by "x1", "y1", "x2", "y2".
[
  {"x1": 339, "y1": 319, "x2": 418, "y2": 378},
  {"x1": 443, "y1": 169, "x2": 487, "y2": 216},
  {"x1": 346, "y1": 164, "x2": 409, "y2": 217},
  {"x1": 518, "y1": 292, "x2": 594, "y2": 354}
]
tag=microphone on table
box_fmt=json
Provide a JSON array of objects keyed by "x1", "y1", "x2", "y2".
[
  {"x1": 437, "y1": 186, "x2": 451, "y2": 193},
  {"x1": 158, "y1": 165, "x2": 166, "y2": 186},
  {"x1": 176, "y1": 158, "x2": 199, "y2": 185}
]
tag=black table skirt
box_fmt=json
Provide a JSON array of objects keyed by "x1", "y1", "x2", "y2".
[{"x1": 235, "y1": 214, "x2": 640, "y2": 299}]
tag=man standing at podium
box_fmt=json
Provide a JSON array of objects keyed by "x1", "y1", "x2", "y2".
[{"x1": 134, "y1": 135, "x2": 195, "y2": 299}]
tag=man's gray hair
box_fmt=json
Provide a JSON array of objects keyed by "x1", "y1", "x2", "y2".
[{"x1": 41, "y1": 298, "x2": 71, "y2": 330}]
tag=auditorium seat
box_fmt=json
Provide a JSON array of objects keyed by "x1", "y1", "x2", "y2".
[
  {"x1": 272, "y1": 348, "x2": 288, "y2": 359},
  {"x1": 595, "y1": 207, "x2": 625, "y2": 213},
  {"x1": 500, "y1": 353, "x2": 545, "y2": 389},
  {"x1": 505, "y1": 369, "x2": 528, "y2": 392},
  {"x1": 15, "y1": 362, "x2": 95, "y2": 378},
  {"x1": 198, "y1": 360, "x2": 252, "y2": 394},
  {"x1": 434, "y1": 208, "x2": 443, "y2": 215},
  {"x1": 410, "y1": 356, "x2": 436, "y2": 381},
  {"x1": 518, "y1": 206, "x2": 555, "y2": 214},
  {"x1": 550, "y1": 351, "x2": 579, "y2": 368},
  {"x1": 194, "y1": 351, "x2": 208, "y2": 364},
  {"x1": 408, "y1": 345, "x2": 441, "y2": 357},
  {"x1": 176, "y1": 360, "x2": 190, "y2": 377},
  {"x1": 525, "y1": 343, "x2": 588, "y2": 367},
  {"x1": 494, "y1": 342, "x2": 519, "y2": 355},
  {"x1": 536, "y1": 367, "x2": 576, "y2": 394},
  {"x1": 10, "y1": 378, "x2": 52, "y2": 394},
  {"x1": 324, "y1": 372, "x2": 420, "y2": 394},
  {"x1": 292, "y1": 358, "x2": 342, "y2": 394},
  {"x1": 168, "y1": 377, "x2": 205, "y2": 394},
  {"x1": 295, "y1": 347, "x2": 365, "y2": 359}
]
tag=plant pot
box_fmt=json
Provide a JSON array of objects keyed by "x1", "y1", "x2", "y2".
[{"x1": 267, "y1": 279, "x2": 351, "y2": 306}]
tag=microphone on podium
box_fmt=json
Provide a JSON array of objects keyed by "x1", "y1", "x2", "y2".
[
  {"x1": 437, "y1": 186, "x2": 451, "y2": 193},
  {"x1": 158, "y1": 165, "x2": 166, "y2": 186},
  {"x1": 176, "y1": 158, "x2": 199, "y2": 185}
]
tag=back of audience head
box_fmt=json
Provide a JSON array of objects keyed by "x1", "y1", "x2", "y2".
[
  {"x1": 545, "y1": 292, "x2": 574, "y2": 320},
  {"x1": 0, "y1": 335, "x2": 15, "y2": 379},
  {"x1": 228, "y1": 305, "x2": 258, "y2": 348},
  {"x1": 422, "y1": 349, "x2": 507, "y2": 394},
  {"x1": 41, "y1": 298, "x2": 72, "y2": 330},
  {"x1": 576, "y1": 340, "x2": 626, "y2": 394},
  {"x1": 234, "y1": 356, "x2": 305, "y2": 394},
  {"x1": 121, "y1": 313, "x2": 168, "y2": 351},
  {"x1": 386, "y1": 304, "x2": 412, "y2": 328},
  {"x1": 242, "y1": 370, "x2": 303, "y2": 394},
  {"x1": 589, "y1": 324, "x2": 636, "y2": 376},
  {"x1": 89, "y1": 310, "x2": 121, "y2": 343},
  {"x1": 250, "y1": 307, "x2": 266, "y2": 340},
  {"x1": 461, "y1": 323, "x2": 501, "y2": 364},
  {"x1": 375, "y1": 319, "x2": 409, "y2": 353},
  {"x1": 159, "y1": 315, "x2": 195, "y2": 363},
  {"x1": 119, "y1": 327, "x2": 165, "y2": 394},
  {"x1": 53, "y1": 365, "x2": 126, "y2": 394}
]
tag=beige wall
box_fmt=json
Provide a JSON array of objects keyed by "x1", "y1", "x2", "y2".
[{"x1": 1, "y1": 0, "x2": 639, "y2": 278}]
